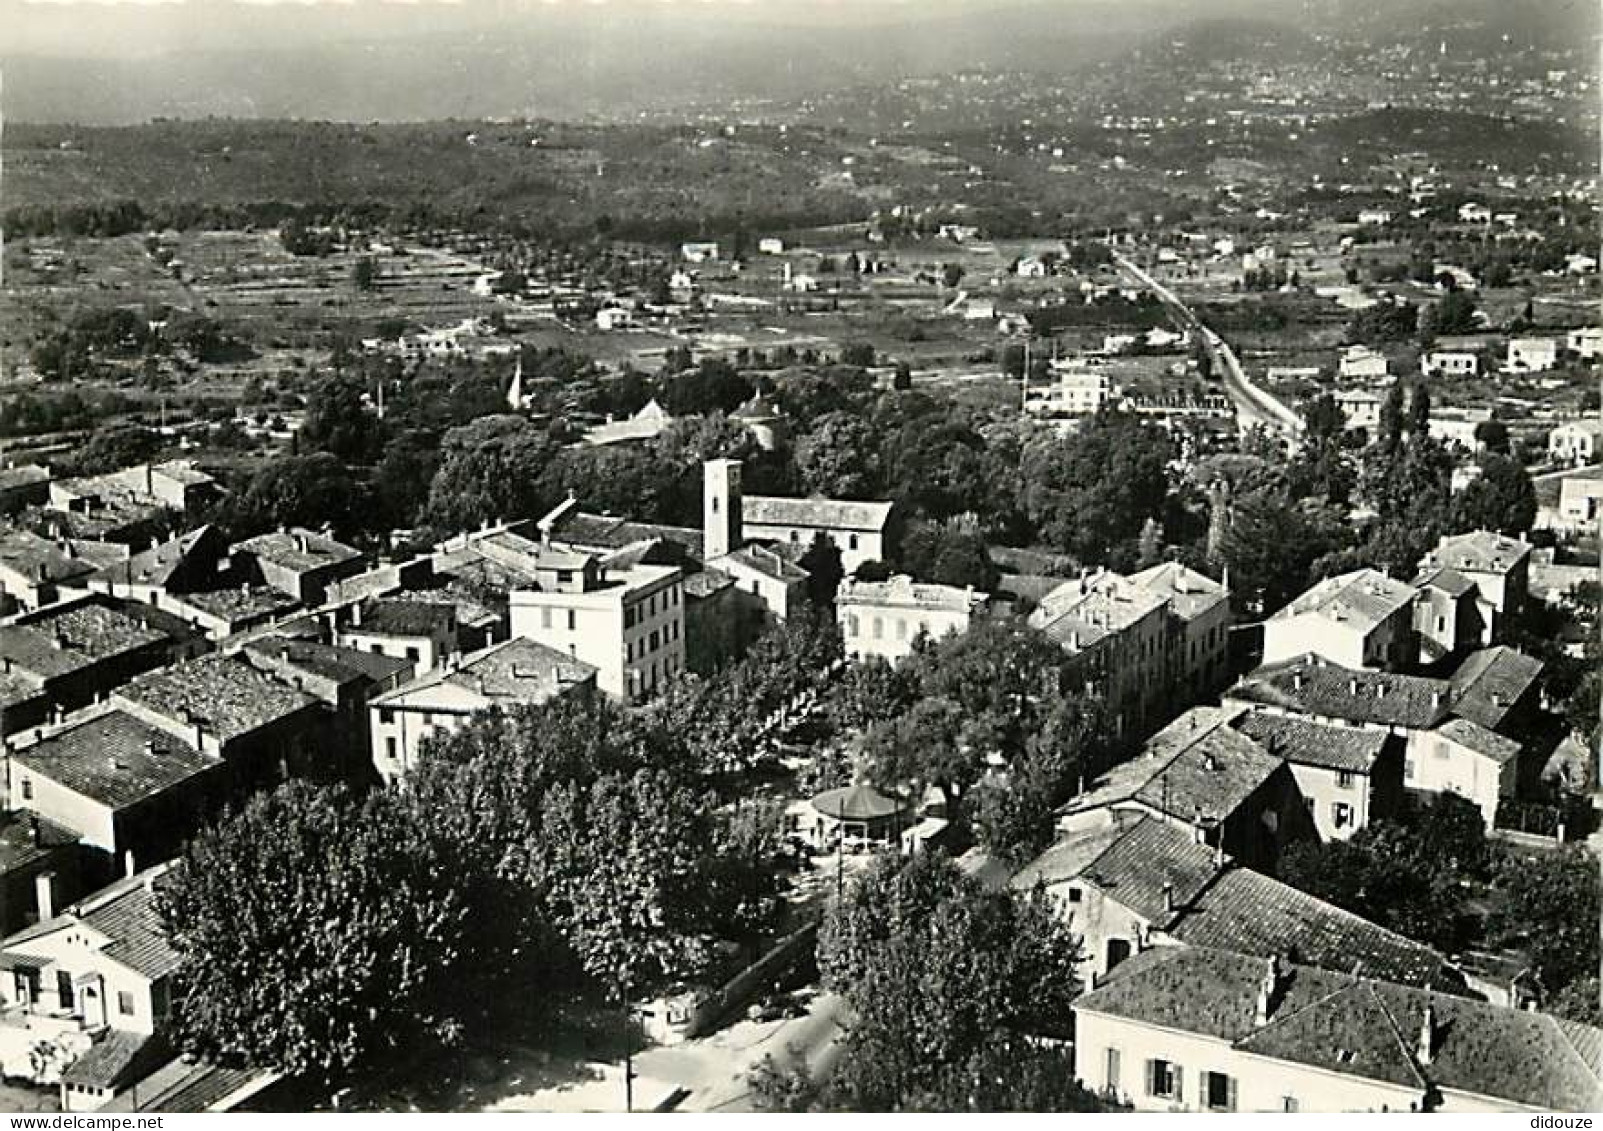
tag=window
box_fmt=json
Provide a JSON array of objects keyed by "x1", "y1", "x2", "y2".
[
  {"x1": 117, "y1": 991, "x2": 135, "y2": 1017},
  {"x1": 1146, "y1": 1059, "x2": 1181, "y2": 1101},
  {"x1": 541, "y1": 607, "x2": 552, "y2": 630},
  {"x1": 895, "y1": 618, "x2": 907, "y2": 640},
  {"x1": 1405, "y1": 759, "x2": 1416, "y2": 780},
  {"x1": 1336, "y1": 770, "x2": 1355, "y2": 789},
  {"x1": 1104, "y1": 1047, "x2": 1121, "y2": 1092},
  {"x1": 1436, "y1": 615, "x2": 1446, "y2": 633},
  {"x1": 847, "y1": 614, "x2": 859, "y2": 636},
  {"x1": 566, "y1": 610, "x2": 576, "y2": 632},
  {"x1": 1067, "y1": 887, "x2": 1082, "y2": 903},
  {"x1": 405, "y1": 646, "x2": 420, "y2": 663},
  {"x1": 18, "y1": 778, "x2": 31, "y2": 802},
  {"x1": 379, "y1": 709, "x2": 394, "y2": 725},
  {"x1": 56, "y1": 971, "x2": 72, "y2": 1011},
  {"x1": 872, "y1": 617, "x2": 883, "y2": 640},
  {"x1": 385, "y1": 737, "x2": 397, "y2": 762},
  {"x1": 1333, "y1": 802, "x2": 1354, "y2": 829},
  {"x1": 848, "y1": 534, "x2": 860, "y2": 551},
  {"x1": 1203, "y1": 1071, "x2": 1236, "y2": 1112}
]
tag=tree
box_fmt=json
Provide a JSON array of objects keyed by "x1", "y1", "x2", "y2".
[
  {"x1": 63, "y1": 423, "x2": 165, "y2": 477},
  {"x1": 1450, "y1": 453, "x2": 1537, "y2": 535},
  {"x1": 894, "y1": 516, "x2": 1000, "y2": 590},
  {"x1": 157, "y1": 783, "x2": 469, "y2": 1084},
  {"x1": 798, "y1": 533, "x2": 844, "y2": 608},
  {"x1": 941, "y1": 263, "x2": 966, "y2": 289},
  {"x1": 301, "y1": 373, "x2": 383, "y2": 464},
  {"x1": 1020, "y1": 410, "x2": 1174, "y2": 566},
  {"x1": 795, "y1": 412, "x2": 881, "y2": 499},
  {"x1": 839, "y1": 342, "x2": 876, "y2": 368},
  {"x1": 1489, "y1": 847, "x2": 1600, "y2": 996},
  {"x1": 237, "y1": 452, "x2": 362, "y2": 536},
  {"x1": 1474, "y1": 419, "x2": 1511, "y2": 454},
  {"x1": 423, "y1": 414, "x2": 559, "y2": 532},
  {"x1": 1218, "y1": 489, "x2": 1341, "y2": 616},
  {"x1": 771, "y1": 852, "x2": 1099, "y2": 1112},
  {"x1": 892, "y1": 360, "x2": 913, "y2": 391}
]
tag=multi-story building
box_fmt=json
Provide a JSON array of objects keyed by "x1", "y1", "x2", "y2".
[
  {"x1": 1230, "y1": 709, "x2": 1399, "y2": 841},
  {"x1": 1226, "y1": 647, "x2": 1543, "y2": 828},
  {"x1": 508, "y1": 551, "x2": 684, "y2": 703},
  {"x1": 1556, "y1": 472, "x2": 1603, "y2": 533},
  {"x1": 1262, "y1": 569, "x2": 1417, "y2": 671},
  {"x1": 836, "y1": 574, "x2": 987, "y2": 666},
  {"x1": 1013, "y1": 814, "x2": 1455, "y2": 992},
  {"x1": 1338, "y1": 345, "x2": 1389, "y2": 379},
  {"x1": 1549, "y1": 420, "x2": 1603, "y2": 465},
  {"x1": 232, "y1": 528, "x2": 365, "y2": 606},
  {"x1": 368, "y1": 637, "x2": 597, "y2": 782},
  {"x1": 1126, "y1": 562, "x2": 1231, "y2": 701},
  {"x1": 1030, "y1": 570, "x2": 1173, "y2": 740},
  {"x1": 1504, "y1": 336, "x2": 1559, "y2": 373},
  {"x1": 1054, "y1": 707, "x2": 1313, "y2": 873},
  {"x1": 1024, "y1": 365, "x2": 1116, "y2": 418},
  {"x1": 335, "y1": 599, "x2": 458, "y2": 680},
  {"x1": 1420, "y1": 350, "x2": 1480, "y2": 379},
  {"x1": 1418, "y1": 530, "x2": 1531, "y2": 643},
  {"x1": 1073, "y1": 947, "x2": 1603, "y2": 1113},
  {"x1": 1411, "y1": 567, "x2": 1484, "y2": 663}
]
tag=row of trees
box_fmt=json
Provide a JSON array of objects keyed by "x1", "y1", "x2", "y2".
[{"x1": 158, "y1": 684, "x2": 796, "y2": 1090}]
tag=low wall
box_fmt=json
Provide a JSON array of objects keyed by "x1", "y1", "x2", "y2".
[{"x1": 682, "y1": 920, "x2": 820, "y2": 1040}]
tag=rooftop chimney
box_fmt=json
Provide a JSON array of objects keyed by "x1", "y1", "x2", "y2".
[
  {"x1": 1161, "y1": 881, "x2": 1175, "y2": 915},
  {"x1": 1417, "y1": 997, "x2": 1436, "y2": 1065},
  {"x1": 1254, "y1": 954, "x2": 1284, "y2": 1027},
  {"x1": 34, "y1": 870, "x2": 55, "y2": 922}
]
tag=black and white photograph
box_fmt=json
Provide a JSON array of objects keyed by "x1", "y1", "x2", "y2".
[{"x1": 0, "y1": 0, "x2": 1598, "y2": 1115}]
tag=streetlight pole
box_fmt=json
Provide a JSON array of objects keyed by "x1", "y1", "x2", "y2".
[{"x1": 622, "y1": 971, "x2": 634, "y2": 1114}]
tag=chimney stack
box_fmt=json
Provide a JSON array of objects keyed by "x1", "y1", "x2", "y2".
[
  {"x1": 1254, "y1": 953, "x2": 1283, "y2": 1027},
  {"x1": 123, "y1": 849, "x2": 137, "y2": 879},
  {"x1": 34, "y1": 870, "x2": 55, "y2": 922},
  {"x1": 1417, "y1": 997, "x2": 1436, "y2": 1065}
]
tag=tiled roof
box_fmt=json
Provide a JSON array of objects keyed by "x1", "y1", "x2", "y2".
[
  {"x1": 60, "y1": 1030, "x2": 170, "y2": 1091},
  {"x1": 87, "y1": 527, "x2": 223, "y2": 590},
  {"x1": 1424, "y1": 530, "x2": 1533, "y2": 576},
  {"x1": 5, "y1": 866, "x2": 185, "y2": 982},
  {"x1": 0, "y1": 530, "x2": 100, "y2": 586},
  {"x1": 351, "y1": 599, "x2": 456, "y2": 638},
  {"x1": 178, "y1": 584, "x2": 299, "y2": 623},
  {"x1": 1449, "y1": 646, "x2": 1543, "y2": 730},
  {"x1": 1228, "y1": 655, "x2": 1452, "y2": 730},
  {"x1": 743, "y1": 495, "x2": 894, "y2": 533},
  {"x1": 1076, "y1": 948, "x2": 1603, "y2": 1111},
  {"x1": 1059, "y1": 707, "x2": 1283, "y2": 825},
  {"x1": 1030, "y1": 571, "x2": 1170, "y2": 652},
  {"x1": 123, "y1": 1059, "x2": 279, "y2": 1113},
  {"x1": 0, "y1": 811, "x2": 77, "y2": 874},
  {"x1": 837, "y1": 573, "x2": 986, "y2": 613},
  {"x1": 1412, "y1": 566, "x2": 1476, "y2": 599},
  {"x1": 1268, "y1": 569, "x2": 1416, "y2": 632},
  {"x1": 1126, "y1": 561, "x2": 1229, "y2": 621},
  {"x1": 235, "y1": 528, "x2": 363, "y2": 573},
  {"x1": 118, "y1": 654, "x2": 317, "y2": 744},
  {"x1": 85, "y1": 871, "x2": 185, "y2": 980},
  {"x1": 718, "y1": 544, "x2": 810, "y2": 582},
  {"x1": 1437, "y1": 717, "x2": 1522, "y2": 765},
  {"x1": 1008, "y1": 824, "x2": 1128, "y2": 889},
  {"x1": 1232, "y1": 709, "x2": 1387, "y2": 774},
  {"x1": 683, "y1": 568, "x2": 736, "y2": 599},
  {"x1": 11, "y1": 707, "x2": 215, "y2": 810},
  {"x1": 243, "y1": 637, "x2": 413, "y2": 688},
  {"x1": 1080, "y1": 818, "x2": 1219, "y2": 922},
  {"x1": 1170, "y1": 868, "x2": 1456, "y2": 989},
  {"x1": 375, "y1": 637, "x2": 595, "y2": 710},
  {"x1": 0, "y1": 604, "x2": 166, "y2": 680}
]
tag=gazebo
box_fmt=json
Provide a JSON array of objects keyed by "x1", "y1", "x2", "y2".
[{"x1": 809, "y1": 781, "x2": 910, "y2": 848}]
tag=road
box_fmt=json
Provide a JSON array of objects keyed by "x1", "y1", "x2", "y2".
[
  {"x1": 481, "y1": 990, "x2": 846, "y2": 1113},
  {"x1": 1112, "y1": 251, "x2": 1306, "y2": 441}
]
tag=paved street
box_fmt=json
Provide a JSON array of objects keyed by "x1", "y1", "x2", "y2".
[{"x1": 483, "y1": 991, "x2": 846, "y2": 1113}]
